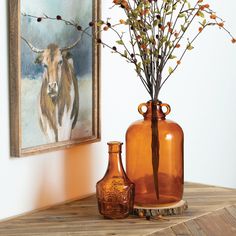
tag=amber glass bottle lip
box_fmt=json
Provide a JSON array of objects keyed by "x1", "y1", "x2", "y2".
[{"x1": 107, "y1": 141, "x2": 123, "y2": 153}]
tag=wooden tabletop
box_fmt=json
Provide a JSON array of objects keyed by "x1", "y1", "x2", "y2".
[{"x1": 1, "y1": 182, "x2": 236, "y2": 236}]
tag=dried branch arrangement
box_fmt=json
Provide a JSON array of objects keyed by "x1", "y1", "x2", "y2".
[
  {"x1": 22, "y1": 0, "x2": 235, "y2": 100},
  {"x1": 100, "y1": 0, "x2": 235, "y2": 100}
]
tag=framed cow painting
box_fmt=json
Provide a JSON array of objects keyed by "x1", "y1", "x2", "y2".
[{"x1": 9, "y1": 0, "x2": 100, "y2": 156}]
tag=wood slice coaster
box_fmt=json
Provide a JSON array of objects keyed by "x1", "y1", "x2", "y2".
[{"x1": 133, "y1": 200, "x2": 188, "y2": 217}]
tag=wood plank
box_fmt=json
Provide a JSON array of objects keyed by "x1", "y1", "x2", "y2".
[
  {"x1": 1, "y1": 182, "x2": 236, "y2": 235},
  {"x1": 157, "y1": 207, "x2": 236, "y2": 236},
  {"x1": 216, "y1": 208, "x2": 236, "y2": 228},
  {"x1": 194, "y1": 210, "x2": 235, "y2": 236},
  {"x1": 226, "y1": 205, "x2": 236, "y2": 219},
  {"x1": 184, "y1": 220, "x2": 207, "y2": 236},
  {"x1": 148, "y1": 228, "x2": 176, "y2": 236},
  {"x1": 171, "y1": 222, "x2": 193, "y2": 235}
]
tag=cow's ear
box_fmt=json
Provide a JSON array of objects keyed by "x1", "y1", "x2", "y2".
[
  {"x1": 62, "y1": 51, "x2": 72, "y2": 59},
  {"x1": 62, "y1": 51, "x2": 74, "y2": 67},
  {"x1": 35, "y1": 54, "x2": 43, "y2": 64}
]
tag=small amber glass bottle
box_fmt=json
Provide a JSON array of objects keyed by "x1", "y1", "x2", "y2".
[{"x1": 96, "y1": 142, "x2": 135, "y2": 219}]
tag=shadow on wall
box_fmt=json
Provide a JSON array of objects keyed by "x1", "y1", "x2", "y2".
[
  {"x1": 63, "y1": 144, "x2": 97, "y2": 200},
  {"x1": 34, "y1": 143, "x2": 98, "y2": 209}
]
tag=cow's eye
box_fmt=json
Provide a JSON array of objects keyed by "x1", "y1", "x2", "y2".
[
  {"x1": 43, "y1": 63, "x2": 48, "y2": 69},
  {"x1": 58, "y1": 60, "x2": 63, "y2": 66}
]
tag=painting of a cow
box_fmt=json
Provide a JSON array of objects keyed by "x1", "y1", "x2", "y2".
[
  {"x1": 21, "y1": 37, "x2": 80, "y2": 142},
  {"x1": 9, "y1": 0, "x2": 100, "y2": 156}
]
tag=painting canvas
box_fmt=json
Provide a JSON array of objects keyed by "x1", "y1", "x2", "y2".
[{"x1": 9, "y1": 0, "x2": 100, "y2": 156}]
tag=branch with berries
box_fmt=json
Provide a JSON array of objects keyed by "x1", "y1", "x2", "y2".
[
  {"x1": 107, "y1": 0, "x2": 236, "y2": 99},
  {"x1": 21, "y1": 0, "x2": 235, "y2": 100}
]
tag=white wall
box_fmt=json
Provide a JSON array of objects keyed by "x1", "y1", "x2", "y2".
[{"x1": 0, "y1": 0, "x2": 236, "y2": 220}]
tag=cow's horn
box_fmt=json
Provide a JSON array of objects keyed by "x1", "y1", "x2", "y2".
[
  {"x1": 21, "y1": 36, "x2": 45, "y2": 53},
  {"x1": 61, "y1": 35, "x2": 82, "y2": 51}
]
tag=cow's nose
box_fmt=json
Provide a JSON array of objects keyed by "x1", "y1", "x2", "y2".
[{"x1": 48, "y1": 82, "x2": 57, "y2": 90}]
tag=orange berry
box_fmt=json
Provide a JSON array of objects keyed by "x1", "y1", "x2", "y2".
[
  {"x1": 175, "y1": 44, "x2": 181, "y2": 48},
  {"x1": 198, "y1": 0, "x2": 203, "y2": 3},
  {"x1": 177, "y1": 60, "x2": 181, "y2": 65},
  {"x1": 210, "y1": 14, "x2": 217, "y2": 19},
  {"x1": 119, "y1": 19, "x2": 126, "y2": 24},
  {"x1": 200, "y1": 6, "x2": 205, "y2": 10},
  {"x1": 141, "y1": 44, "x2": 147, "y2": 49},
  {"x1": 198, "y1": 27, "x2": 203, "y2": 32},
  {"x1": 199, "y1": 4, "x2": 209, "y2": 10},
  {"x1": 121, "y1": 0, "x2": 130, "y2": 10},
  {"x1": 218, "y1": 22, "x2": 224, "y2": 27}
]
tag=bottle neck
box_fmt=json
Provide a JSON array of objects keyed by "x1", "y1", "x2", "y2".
[
  {"x1": 107, "y1": 152, "x2": 125, "y2": 176},
  {"x1": 144, "y1": 100, "x2": 166, "y2": 120}
]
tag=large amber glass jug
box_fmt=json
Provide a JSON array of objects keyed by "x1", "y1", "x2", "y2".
[
  {"x1": 96, "y1": 142, "x2": 135, "y2": 219},
  {"x1": 126, "y1": 101, "x2": 183, "y2": 207}
]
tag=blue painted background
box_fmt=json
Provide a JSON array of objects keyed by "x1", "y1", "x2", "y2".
[
  {"x1": 21, "y1": 0, "x2": 93, "y2": 78},
  {"x1": 20, "y1": 0, "x2": 94, "y2": 148}
]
